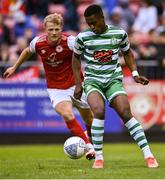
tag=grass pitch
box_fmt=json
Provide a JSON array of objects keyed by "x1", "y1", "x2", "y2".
[{"x1": 0, "y1": 143, "x2": 164, "y2": 179}]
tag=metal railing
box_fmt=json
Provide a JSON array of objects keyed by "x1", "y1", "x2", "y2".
[{"x1": 137, "y1": 59, "x2": 164, "y2": 79}]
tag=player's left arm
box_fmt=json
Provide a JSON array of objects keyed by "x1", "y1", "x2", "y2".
[
  {"x1": 120, "y1": 30, "x2": 149, "y2": 85},
  {"x1": 122, "y1": 48, "x2": 149, "y2": 85}
]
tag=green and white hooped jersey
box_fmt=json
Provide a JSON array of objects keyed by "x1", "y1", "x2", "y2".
[{"x1": 73, "y1": 25, "x2": 130, "y2": 85}]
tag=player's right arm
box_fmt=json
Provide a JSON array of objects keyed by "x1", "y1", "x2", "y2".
[
  {"x1": 3, "y1": 47, "x2": 33, "y2": 78},
  {"x1": 3, "y1": 36, "x2": 39, "y2": 78}
]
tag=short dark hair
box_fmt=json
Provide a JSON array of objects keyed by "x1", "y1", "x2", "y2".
[{"x1": 84, "y1": 4, "x2": 104, "y2": 17}]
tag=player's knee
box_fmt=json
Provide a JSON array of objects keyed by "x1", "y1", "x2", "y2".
[
  {"x1": 60, "y1": 111, "x2": 75, "y2": 121},
  {"x1": 92, "y1": 106, "x2": 105, "y2": 119}
]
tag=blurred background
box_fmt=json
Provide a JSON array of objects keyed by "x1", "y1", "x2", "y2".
[{"x1": 0, "y1": 0, "x2": 165, "y2": 144}]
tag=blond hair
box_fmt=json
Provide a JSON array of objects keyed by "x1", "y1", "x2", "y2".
[{"x1": 43, "y1": 13, "x2": 64, "y2": 27}]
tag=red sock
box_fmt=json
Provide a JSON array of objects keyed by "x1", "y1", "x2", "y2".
[{"x1": 65, "y1": 119, "x2": 90, "y2": 144}]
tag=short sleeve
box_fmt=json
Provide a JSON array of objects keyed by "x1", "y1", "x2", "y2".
[
  {"x1": 29, "y1": 37, "x2": 39, "y2": 53},
  {"x1": 120, "y1": 31, "x2": 130, "y2": 52},
  {"x1": 67, "y1": 35, "x2": 76, "y2": 50},
  {"x1": 73, "y1": 34, "x2": 84, "y2": 55}
]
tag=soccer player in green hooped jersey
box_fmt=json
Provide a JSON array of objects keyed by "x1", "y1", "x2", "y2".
[{"x1": 72, "y1": 4, "x2": 159, "y2": 169}]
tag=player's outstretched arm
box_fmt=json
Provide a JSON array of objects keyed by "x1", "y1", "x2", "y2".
[
  {"x1": 72, "y1": 53, "x2": 83, "y2": 99},
  {"x1": 3, "y1": 47, "x2": 33, "y2": 78},
  {"x1": 122, "y1": 49, "x2": 149, "y2": 85}
]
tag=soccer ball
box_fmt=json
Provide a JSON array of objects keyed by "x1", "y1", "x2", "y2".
[{"x1": 64, "y1": 136, "x2": 86, "y2": 159}]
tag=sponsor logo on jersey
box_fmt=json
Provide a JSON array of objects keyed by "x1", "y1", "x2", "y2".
[
  {"x1": 94, "y1": 50, "x2": 113, "y2": 63},
  {"x1": 47, "y1": 52, "x2": 63, "y2": 67}
]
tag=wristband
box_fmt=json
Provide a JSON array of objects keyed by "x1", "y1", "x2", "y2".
[{"x1": 132, "y1": 70, "x2": 139, "y2": 77}]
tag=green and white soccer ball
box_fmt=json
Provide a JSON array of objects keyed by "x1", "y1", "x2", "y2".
[{"x1": 64, "y1": 136, "x2": 86, "y2": 159}]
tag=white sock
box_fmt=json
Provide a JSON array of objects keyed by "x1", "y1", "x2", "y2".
[
  {"x1": 142, "y1": 146, "x2": 154, "y2": 159},
  {"x1": 91, "y1": 118, "x2": 104, "y2": 160}
]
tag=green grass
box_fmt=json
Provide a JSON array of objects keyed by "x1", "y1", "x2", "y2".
[{"x1": 0, "y1": 143, "x2": 164, "y2": 179}]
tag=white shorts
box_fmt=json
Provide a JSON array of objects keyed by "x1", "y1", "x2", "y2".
[{"x1": 47, "y1": 85, "x2": 89, "y2": 109}]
